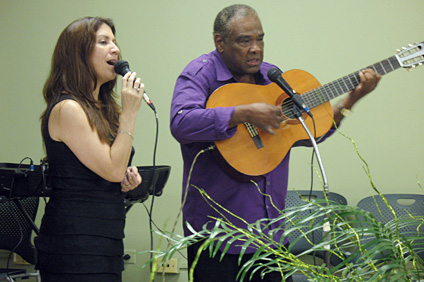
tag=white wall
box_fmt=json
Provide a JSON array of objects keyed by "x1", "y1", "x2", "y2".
[{"x1": 1, "y1": 1, "x2": 423, "y2": 281}]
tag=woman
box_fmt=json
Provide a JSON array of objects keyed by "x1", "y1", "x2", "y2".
[{"x1": 37, "y1": 17, "x2": 143, "y2": 282}]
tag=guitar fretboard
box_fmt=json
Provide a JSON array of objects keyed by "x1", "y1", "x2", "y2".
[{"x1": 302, "y1": 56, "x2": 401, "y2": 109}]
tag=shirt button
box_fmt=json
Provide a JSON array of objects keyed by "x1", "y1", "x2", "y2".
[
  {"x1": 266, "y1": 181, "x2": 271, "y2": 185},
  {"x1": 178, "y1": 110, "x2": 183, "y2": 114},
  {"x1": 202, "y1": 59, "x2": 207, "y2": 63}
]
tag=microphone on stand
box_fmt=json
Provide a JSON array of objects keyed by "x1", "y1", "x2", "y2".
[
  {"x1": 267, "y1": 68, "x2": 312, "y2": 117},
  {"x1": 268, "y1": 68, "x2": 331, "y2": 268},
  {"x1": 114, "y1": 60, "x2": 156, "y2": 111}
]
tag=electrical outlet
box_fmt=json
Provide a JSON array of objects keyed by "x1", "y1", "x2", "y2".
[
  {"x1": 124, "y1": 249, "x2": 136, "y2": 264},
  {"x1": 155, "y1": 258, "x2": 179, "y2": 274}
]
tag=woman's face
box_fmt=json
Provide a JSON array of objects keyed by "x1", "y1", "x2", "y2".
[{"x1": 90, "y1": 23, "x2": 120, "y2": 86}]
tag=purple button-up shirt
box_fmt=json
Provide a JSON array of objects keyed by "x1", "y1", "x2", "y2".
[{"x1": 170, "y1": 50, "x2": 332, "y2": 254}]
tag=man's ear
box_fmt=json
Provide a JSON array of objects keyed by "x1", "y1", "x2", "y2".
[{"x1": 214, "y1": 33, "x2": 224, "y2": 53}]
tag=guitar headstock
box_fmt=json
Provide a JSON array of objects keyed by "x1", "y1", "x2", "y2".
[{"x1": 396, "y1": 41, "x2": 424, "y2": 69}]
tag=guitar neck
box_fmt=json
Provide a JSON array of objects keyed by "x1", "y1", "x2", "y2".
[{"x1": 303, "y1": 55, "x2": 401, "y2": 108}]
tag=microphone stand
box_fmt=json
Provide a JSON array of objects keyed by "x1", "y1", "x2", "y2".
[{"x1": 290, "y1": 105, "x2": 331, "y2": 269}]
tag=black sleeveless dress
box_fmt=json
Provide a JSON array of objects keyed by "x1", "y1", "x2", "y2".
[{"x1": 35, "y1": 97, "x2": 130, "y2": 282}]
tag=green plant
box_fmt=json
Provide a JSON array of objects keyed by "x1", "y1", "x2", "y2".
[
  {"x1": 148, "y1": 122, "x2": 424, "y2": 281},
  {"x1": 149, "y1": 187, "x2": 424, "y2": 281}
]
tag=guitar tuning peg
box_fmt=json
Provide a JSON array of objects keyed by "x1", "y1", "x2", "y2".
[{"x1": 396, "y1": 49, "x2": 401, "y2": 52}]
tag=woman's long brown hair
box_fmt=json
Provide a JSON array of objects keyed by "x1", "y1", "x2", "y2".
[{"x1": 40, "y1": 17, "x2": 121, "y2": 149}]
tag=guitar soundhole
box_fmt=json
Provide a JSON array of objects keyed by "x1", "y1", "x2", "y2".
[
  {"x1": 278, "y1": 96, "x2": 307, "y2": 123},
  {"x1": 280, "y1": 98, "x2": 297, "y2": 119}
]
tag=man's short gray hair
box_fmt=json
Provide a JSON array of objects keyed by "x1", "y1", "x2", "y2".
[{"x1": 213, "y1": 4, "x2": 258, "y2": 41}]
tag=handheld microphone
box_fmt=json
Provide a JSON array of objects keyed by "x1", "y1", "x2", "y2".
[
  {"x1": 114, "y1": 60, "x2": 156, "y2": 111},
  {"x1": 267, "y1": 67, "x2": 312, "y2": 117}
]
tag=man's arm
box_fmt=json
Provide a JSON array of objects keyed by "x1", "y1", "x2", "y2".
[
  {"x1": 229, "y1": 103, "x2": 284, "y2": 135},
  {"x1": 332, "y1": 69, "x2": 381, "y2": 127},
  {"x1": 170, "y1": 74, "x2": 237, "y2": 144}
]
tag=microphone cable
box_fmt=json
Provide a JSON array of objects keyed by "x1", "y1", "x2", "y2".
[
  {"x1": 114, "y1": 59, "x2": 164, "y2": 272},
  {"x1": 306, "y1": 115, "x2": 331, "y2": 267},
  {"x1": 147, "y1": 108, "x2": 159, "y2": 272},
  {"x1": 307, "y1": 117, "x2": 318, "y2": 201}
]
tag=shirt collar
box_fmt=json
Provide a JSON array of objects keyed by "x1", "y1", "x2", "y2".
[{"x1": 212, "y1": 50, "x2": 234, "y2": 82}]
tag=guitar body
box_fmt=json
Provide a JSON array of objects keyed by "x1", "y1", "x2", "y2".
[{"x1": 206, "y1": 69, "x2": 334, "y2": 176}]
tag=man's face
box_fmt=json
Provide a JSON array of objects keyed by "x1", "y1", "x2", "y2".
[{"x1": 216, "y1": 14, "x2": 264, "y2": 80}]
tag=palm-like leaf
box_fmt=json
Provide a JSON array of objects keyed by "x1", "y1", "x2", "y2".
[{"x1": 148, "y1": 191, "x2": 424, "y2": 282}]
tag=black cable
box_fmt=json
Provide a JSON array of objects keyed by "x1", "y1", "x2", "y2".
[
  {"x1": 307, "y1": 117, "x2": 333, "y2": 267},
  {"x1": 142, "y1": 202, "x2": 187, "y2": 260},
  {"x1": 305, "y1": 117, "x2": 319, "y2": 266},
  {"x1": 18, "y1": 157, "x2": 34, "y2": 170},
  {"x1": 40, "y1": 159, "x2": 50, "y2": 205},
  {"x1": 307, "y1": 116, "x2": 318, "y2": 201},
  {"x1": 147, "y1": 110, "x2": 159, "y2": 272},
  {"x1": 7, "y1": 157, "x2": 33, "y2": 199}
]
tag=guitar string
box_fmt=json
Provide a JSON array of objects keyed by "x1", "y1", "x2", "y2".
[
  {"x1": 306, "y1": 56, "x2": 399, "y2": 107},
  {"x1": 279, "y1": 56, "x2": 399, "y2": 119},
  {"x1": 301, "y1": 57, "x2": 391, "y2": 108},
  {"x1": 228, "y1": 48, "x2": 417, "y2": 138},
  {"x1": 244, "y1": 45, "x2": 422, "y2": 136},
  {"x1": 250, "y1": 56, "x2": 400, "y2": 126}
]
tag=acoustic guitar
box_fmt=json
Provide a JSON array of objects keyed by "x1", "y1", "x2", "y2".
[{"x1": 206, "y1": 41, "x2": 424, "y2": 177}]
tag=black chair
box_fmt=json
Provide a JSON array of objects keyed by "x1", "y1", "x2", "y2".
[
  {"x1": 0, "y1": 197, "x2": 41, "y2": 282},
  {"x1": 285, "y1": 190, "x2": 348, "y2": 281},
  {"x1": 356, "y1": 194, "x2": 424, "y2": 260}
]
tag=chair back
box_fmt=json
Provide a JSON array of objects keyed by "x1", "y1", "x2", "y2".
[
  {"x1": 357, "y1": 194, "x2": 424, "y2": 220},
  {"x1": 285, "y1": 190, "x2": 347, "y2": 260},
  {"x1": 0, "y1": 197, "x2": 39, "y2": 264},
  {"x1": 357, "y1": 194, "x2": 424, "y2": 260}
]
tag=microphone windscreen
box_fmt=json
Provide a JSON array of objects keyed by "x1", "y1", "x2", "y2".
[
  {"x1": 114, "y1": 60, "x2": 130, "y2": 76},
  {"x1": 267, "y1": 67, "x2": 282, "y2": 82}
]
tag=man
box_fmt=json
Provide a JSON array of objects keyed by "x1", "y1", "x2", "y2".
[{"x1": 170, "y1": 4, "x2": 380, "y2": 282}]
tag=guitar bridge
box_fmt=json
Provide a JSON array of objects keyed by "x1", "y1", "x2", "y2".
[{"x1": 244, "y1": 122, "x2": 264, "y2": 149}]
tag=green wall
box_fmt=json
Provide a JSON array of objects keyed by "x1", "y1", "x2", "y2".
[{"x1": 1, "y1": 0, "x2": 423, "y2": 281}]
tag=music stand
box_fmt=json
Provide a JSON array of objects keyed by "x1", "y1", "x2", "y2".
[{"x1": 124, "y1": 165, "x2": 171, "y2": 210}]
